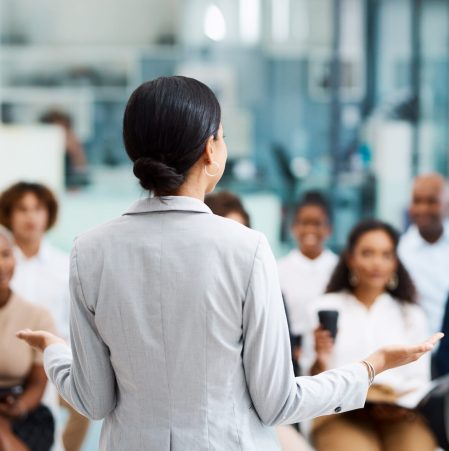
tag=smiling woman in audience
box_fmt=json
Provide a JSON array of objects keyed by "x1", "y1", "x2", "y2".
[
  {"x1": 0, "y1": 226, "x2": 56, "y2": 451},
  {"x1": 303, "y1": 219, "x2": 437, "y2": 451}
]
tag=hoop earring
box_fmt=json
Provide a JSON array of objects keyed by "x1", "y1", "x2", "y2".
[
  {"x1": 387, "y1": 273, "x2": 398, "y2": 290},
  {"x1": 204, "y1": 161, "x2": 220, "y2": 177},
  {"x1": 349, "y1": 271, "x2": 359, "y2": 287}
]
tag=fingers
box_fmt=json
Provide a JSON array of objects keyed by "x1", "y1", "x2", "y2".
[
  {"x1": 425, "y1": 332, "x2": 444, "y2": 347},
  {"x1": 16, "y1": 329, "x2": 42, "y2": 342},
  {"x1": 409, "y1": 333, "x2": 444, "y2": 356},
  {"x1": 15, "y1": 328, "x2": 32, "y2": 338}
]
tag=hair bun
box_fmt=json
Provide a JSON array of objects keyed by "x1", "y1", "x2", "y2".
[{"x1": 133, "y1": 157, "x2": 184, "y2": 193}]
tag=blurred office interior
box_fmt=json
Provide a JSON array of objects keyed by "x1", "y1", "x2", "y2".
[
  {"x1": 0, "y1": 0, "x2": 448, "y2": 251},
  {"x1": 1, "y1": 1, "x2": 449, "y2": 448}
]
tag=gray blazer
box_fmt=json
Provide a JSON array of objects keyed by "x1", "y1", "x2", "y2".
[{"x1": 44, "y1": 196, "x2": 369, "y2": 451}]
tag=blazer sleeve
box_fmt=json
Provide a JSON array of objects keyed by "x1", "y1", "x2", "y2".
[
  {"x1": 43, "y1": 240, "x2": 117, "y2": 420},
  {"x1": 242, "y1": 234, "x2": 369, "y2": 426}
]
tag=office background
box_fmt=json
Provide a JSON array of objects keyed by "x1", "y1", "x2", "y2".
[{"x1": 0, "y1": 1, "x2": 448, "y2": 446}]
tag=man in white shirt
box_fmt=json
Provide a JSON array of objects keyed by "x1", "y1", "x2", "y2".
[
  {"x1": 0, "y1": 182, "x2": 89, "y2": 451},
  {"x1": 399, "y1": 173, "x2": 449, "y2": 335}
]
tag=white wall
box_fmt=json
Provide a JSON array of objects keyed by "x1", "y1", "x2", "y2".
[{"x1": 0, "y1": 125, "x2": 65, "y2": 193}]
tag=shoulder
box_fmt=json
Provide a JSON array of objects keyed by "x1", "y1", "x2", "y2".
[
  {"x1": 74, "y1": 211, "x2": 264, "y2": 263},
  {"x1": 323, "y1": 249, "x2": 339, "y2": 264},
  {"x1": 400, "y1": 301, "x2": 427, "y2": 324},
  {"x1": 277, "y1": 249, "x2": 299, "y2": 269},
  {"x1": 398, "y1": 226, "x2": 419, "y2": 252},
  {"x1": 42, "y1": 242, "x2": 69, "y2": 264},
  {"x1": 73, "y1": 216, "x2": 126, "y2": 250}
]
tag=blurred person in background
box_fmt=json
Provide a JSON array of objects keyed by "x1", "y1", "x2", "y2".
[
  {"x1": 0, "y1": 226, "x2": 56, "y2": 451},
  {"x1": 204, "y1": 190, "x2": 251, "y2": 227},
  {"x1": 399, "y1": 173, "x2": 449, "y2": 337},
  {"x1": 205, "y1": 190, "x2": 313, "y2": 451},
  {"x1": 303, "y1": 220, "x2": 437, "y2": 451},
  {"x1": 277, "y1": 191, "x2": 338, "y2": 376},
  {"x1": 0, "y1": 182, "x2": 89, "y2": 451},
  {"x1": 40, "y1": 110, "x2": 90, "y2": 189}
]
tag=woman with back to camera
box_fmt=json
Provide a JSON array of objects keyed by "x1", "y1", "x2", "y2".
[
  {"x1": 17, "y1": 76, "x2": 442, "y2": 451},
  {"x1": 303, "y1": 220, "x2": 438, "y2": 451}
]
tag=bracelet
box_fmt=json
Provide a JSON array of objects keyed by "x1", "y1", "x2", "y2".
[{"x1": 361, "y1": 360, "x2": 376, "y2": 385}]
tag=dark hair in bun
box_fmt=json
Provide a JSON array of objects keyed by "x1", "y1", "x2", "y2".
[{"x1": 123, "y1": 76, "x2": 221, "y2": 194}]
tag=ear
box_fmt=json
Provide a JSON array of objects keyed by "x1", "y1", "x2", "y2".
[{"x1": 203, "y1": 135, "x2": 215, "y2": 164}]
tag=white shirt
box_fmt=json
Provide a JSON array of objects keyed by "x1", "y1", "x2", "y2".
[
  {"x1": 11, "y1": 241, "x2": 70, "y2": 340},
  {"x1": 277, "y1": 249, "x2": 338, "y2": 335},
  {"x1": 301, "y1": 291, "x2": 430, "y2": 392},
  {"x1": 399, "y1": 224, "x2": 449, "y2": 334}
]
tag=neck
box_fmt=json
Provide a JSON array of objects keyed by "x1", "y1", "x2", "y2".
[
  {"x1": 419, "y1": 225, "x2": 444, "y2": 244},
  {"x1": 17, "y1": 239, "x2": 41, "y2": 258},
  {"x1": 300, "y1": 247, "x2": 323, "y2": 260},
  {"x1": 0, "y1": 288, "x2": 11, "y2": 308},
  {"x1": 352, "y1": 286, "x2": 384, "y2": 309},
  {"x1": 174, "y1": 181, "x2": 207, "y2": 202}
]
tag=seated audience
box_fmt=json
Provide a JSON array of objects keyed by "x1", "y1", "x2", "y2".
[
  {"x1": 0, "y1": 225, "x2": 56, "y2": 451},
  {"x1": 277, "y1": 191, "x2": 338, "y2": 375},
  {"x1": 303, "y1": 219, "x2": 437, "y2": 451},
  {"x1": 0, "y1": 182, "x2": 90, "y2": 451},
  {"x1": 399, "y1": 173, "x2": 449, "y2": 336},
  {"x1": 204, "y1": 191, "x2": 250, "y2": 227}
]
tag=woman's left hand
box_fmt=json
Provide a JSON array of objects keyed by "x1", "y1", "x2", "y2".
[{"x1": 16, "y1": 329, "x2": 66, "y2": 352}]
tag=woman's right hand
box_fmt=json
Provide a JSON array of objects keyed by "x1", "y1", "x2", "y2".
[
  {"x1": 16, "y1": 329, "x2": 66, "y2": 353},
  {"x1": 364, "y1": 333, "x2": 444, "y2": 375}
]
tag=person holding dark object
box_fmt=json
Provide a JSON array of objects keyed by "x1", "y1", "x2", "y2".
[
  {"x1": 301, "y1": 219, "x2": 438, "y2": 451},
  {"x1": 277, "y1": 191, "x2": 337, "y2": 376},
  {"x1": 15, "y1": 77, "x2": 442, "y2": 451},
  {"x1": 40, "y1": 110, "x2": 90, "y2": 189},
  {"x1": 205, "y1": 190, "x2": 250, "y2": 227},
  {"x1": 0, "y1": 226, "x2": 57, "y2": 451}
]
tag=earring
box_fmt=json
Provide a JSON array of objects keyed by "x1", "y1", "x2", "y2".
[
  {"x1": 349, "y1": 271, "x2": 359, "y2": 287},
  {"x1": 387, "y1": 273, "x2": 398, "y2": 290},
  {"x1": 204, "y1": 161, "x2": 220, "y2": 177}
]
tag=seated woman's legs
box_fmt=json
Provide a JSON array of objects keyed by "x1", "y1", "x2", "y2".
[
  {"x1": 312, "y1": 411, "x2": 382, "y2": 451},
  {"x1": 379, "y1": 413, "x2": 437, "y2": 451}
]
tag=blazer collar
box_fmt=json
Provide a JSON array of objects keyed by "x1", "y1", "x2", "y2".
[{"x1": 123, "y1": 195, "x2": 212, "y2": 215}]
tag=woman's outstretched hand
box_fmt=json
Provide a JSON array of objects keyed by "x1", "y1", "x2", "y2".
[
  {"x1": 365, "y1": 333, "x2": 444, "y2": 375},
  {"x1": 16, "y1": 329, "x2": 66, "y2": 352}
]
